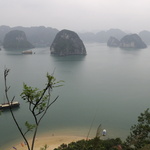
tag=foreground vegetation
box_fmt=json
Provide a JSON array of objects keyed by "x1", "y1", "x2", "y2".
[
  {"x1": 3, "y1": 68, "x2": 63, "y2": 150},
  {"x1": 54, "y1": 138, "x2": 123, "y2": 150},
  {"x1": 54, "y1": 108, "x2": 150, "y2": 150}
]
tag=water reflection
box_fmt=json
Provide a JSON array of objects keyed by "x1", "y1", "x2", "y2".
[
  {"x1": 51, "y1": 54, "x2": 86, "y2": 62},
  {"x1": 120, "y1": 47, "x2": 142, "y2": 55}
]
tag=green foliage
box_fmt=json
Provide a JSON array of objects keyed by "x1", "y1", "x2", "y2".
[
  {"x1": 24, "y1": 121, "x2": 36, "y2": 135},
  {"x1": 54, "y1": 137, "x2": 123, "y2": 150},
  {"x1": 20, "y1": 73, "x2": 63, "y2": 150},
  {"x1": 125, "y1": 108, "x2": 150, "y2": 149},
  {"x1": 4, "y1": 68, "x2": 63, "y2": 150},
  {"x1": 21, "y1": 84, "x2": 49, "y2": 115},
  {"x1": 138, "y1": 144, "x2": 150, "y2": 150}
]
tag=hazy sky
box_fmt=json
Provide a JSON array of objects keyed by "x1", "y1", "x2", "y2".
[{"x1": 0, "y1": 0, "x2": 150, "y2": 32}]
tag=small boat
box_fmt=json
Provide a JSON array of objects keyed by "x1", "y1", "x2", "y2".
[
  {"x1": 0, "y1": 101, "x2": 20, "y2": 110},
  {"x1": 22, "y1": 50, "x2": 32, "y2": 54}
]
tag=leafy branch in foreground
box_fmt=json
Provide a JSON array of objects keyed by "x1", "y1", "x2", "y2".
[
  {"x1": 4, "y1": 68, "x2": 63, "y2": 150},
  {"x1": 125, "y1": 108, "x2": 150, "y2": 149}
]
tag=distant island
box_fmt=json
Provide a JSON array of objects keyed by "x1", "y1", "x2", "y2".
[
  {"x1": 107, "y1": 36, "x2": 120, "y2": 47},
  {"x1": 78, "y1": 28, "x2": 126, "y2": 43},
  {"x1": 0, "y1": 26, "x2": 150, "y2": 48},
  {"x1": 120, "y1": 34, "x2": 147, "y2": 49},
  {"x1": 50, "y1": 29, "x2": 86, "y2": 56},
  {"x1": 0, "y1": 25, "x2": 58, "y2": 47},
  {"x1": 107, "y1": 34, "x2": 147, "y2": 49},
  {"x1": 3, "y1": 30, "x2": 34, "y2": 49}
]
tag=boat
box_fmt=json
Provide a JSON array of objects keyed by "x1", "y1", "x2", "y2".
[
  {"x1": 22, "y1": 50, "x2": 32, "y2": 54},
  {"x1": 0, "y1": 101, "x2": 20, "y2": 110}
]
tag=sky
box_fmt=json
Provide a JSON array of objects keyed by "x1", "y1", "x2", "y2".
[{"x1": 0, "y1": 0, "x2": 150, "y2": 32}]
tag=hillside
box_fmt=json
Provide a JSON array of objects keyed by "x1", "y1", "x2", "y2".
[
  {"x1": 0, "y1": 25, "x2": 58, "y2": 47},
  {"x1": 0, "y1": 26, "x2": 150, "y2": 47}
]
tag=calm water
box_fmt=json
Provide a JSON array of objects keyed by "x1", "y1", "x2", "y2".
[{"x1": 0, "y1": 43, "x2": 150, "y2": 148}]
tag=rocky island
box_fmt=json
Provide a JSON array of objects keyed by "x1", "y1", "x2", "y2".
[
  {"x1": 107, "y1": 36, "x2": 120, "y2": 47},
  {"x1": 3, "y1": 30, "x2": 34, "y2": 49},
  {"x1": 107, "y1": 34, "x2": 147, "y2": 49},
  {"x1": 120, "y1": 34, "x2": 147, "y2": 49},
  {"x1": 50, "y1": 29, "x2": 86, "y2": 56}
]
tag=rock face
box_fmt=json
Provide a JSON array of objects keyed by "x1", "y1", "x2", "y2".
[
  {"x1": 120, "y1": 34, "x2": 147, "y2": 49},
  {"x1": 3, "y1": 30, "x2": 34, "y2": 49},
  {"x1": 50, "y1": 29, "x2": 86, "y2": 56},
  {"x1": 107, "y1": 36, "x2": 120, "y2": 47}
]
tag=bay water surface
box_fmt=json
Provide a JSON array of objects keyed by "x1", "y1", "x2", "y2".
[{"x1": 0, "y1": 43, "x2": 150, "y2": 148}]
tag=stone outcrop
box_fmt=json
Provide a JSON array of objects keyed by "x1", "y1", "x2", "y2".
[
  {"x1": 50, "y1": 29, "x2": 86, "y2": 56},
  {"x1": 107, "y1": 34, "x2": 147, "y2": 49},
  {"x1": 120, "y1": 34, "x2": 147, "y2": 49},
  {"x1": 3, "y1": 30, "x2": 34, "y2": 49},
  {"x1": 107, "y1": 36, "x2": 120, "y2": 47}
]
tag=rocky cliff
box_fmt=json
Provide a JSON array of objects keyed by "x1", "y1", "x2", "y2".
[
  {"x1": 107, "y1": 36, "x2": 120, "y2": 47},
  {"x1": 50, "y1": 29, "x2": 86, "y2": 56},
  {"x1": 120, "y1": 34, "x2": 147, "y2": 49},
  {"x1": 3, "y1": 30, "x2": 34, "y2": 49}
]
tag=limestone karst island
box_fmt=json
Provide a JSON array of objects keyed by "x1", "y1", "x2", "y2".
[
  {"x1": 50, "y1": 29, "x2": 86, "y2": 56},
  {"x1": 3, "y1": 30, "x2": 34, "y2": 49},
  {"x1": 107, "y1": 34, "x2": 147, "y2": 49}
]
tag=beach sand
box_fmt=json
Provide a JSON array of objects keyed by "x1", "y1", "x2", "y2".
[
  {"x1": 8, "y1": 134, "x2": 86, "y2": 150},
  {"x1": 5, "y1": 126, "x2": 125, "y2": 150}
]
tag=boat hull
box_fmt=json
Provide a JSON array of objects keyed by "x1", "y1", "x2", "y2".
[{"x1": 0, "y1": 102, "x2": 20, "y2": 110}]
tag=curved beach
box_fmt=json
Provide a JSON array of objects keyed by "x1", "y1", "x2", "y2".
[
  {"x1": 4, "y1": 126, "x2": 127, "y2": 150},
  {"x1": 8, "y1": 135, "x2": 85, "y2": 150}
]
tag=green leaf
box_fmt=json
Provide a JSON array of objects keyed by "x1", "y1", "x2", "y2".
[{"x1": 25, "y1": 121, "x2": 36, "y2": 132}]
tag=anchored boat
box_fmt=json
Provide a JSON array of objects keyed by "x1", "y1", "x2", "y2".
[
  {"x1": 22, "y1": 50, "x2": 32, "y2": 54},
  {"x1": 0, "y1": 101, "x2": 20, "y2": 110}
]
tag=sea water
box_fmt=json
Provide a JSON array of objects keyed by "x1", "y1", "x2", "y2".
[{"x1": 0, "y1": 43, "x2": 150, "y2": 148}]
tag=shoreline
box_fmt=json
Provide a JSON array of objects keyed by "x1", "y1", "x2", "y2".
[
  {"x1": 7, "y1": 134, "x2": 86, "y2": 150},
  {"x1": 3, "y1": 127, "x2": 128, "y2": 150},
  {"x1": 2, "y1": 127, "x2": 90, "y2": 150}
]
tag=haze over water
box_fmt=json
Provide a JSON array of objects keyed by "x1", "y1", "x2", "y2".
[{"x1": 0, "y1": 43, "x2": 150, "y2": 148}]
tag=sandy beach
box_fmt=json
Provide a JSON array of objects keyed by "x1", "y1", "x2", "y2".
[
  {"x1": 2, "y1": 126, "x2": 94, "y2": 150},
  {"x1": 4, "y1": 126, "x2": 125, "y2": 150},
  {"x1": 8, "y1": 134, "x2": 86, "y2": 150}
]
